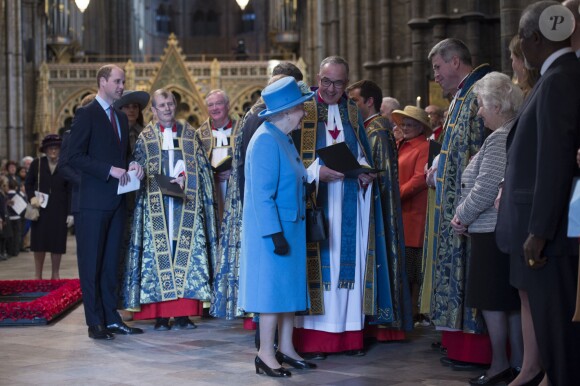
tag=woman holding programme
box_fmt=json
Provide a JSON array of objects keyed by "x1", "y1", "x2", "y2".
[
  {"x1": 25, "y1": 134, "x2": 70, "y2": 280},
  {"x1": 450, "y1": 72, "x2": 524, "y2": 385},
  {"x1": 238, "y1": 77, "x2": 316, "y2": 377}
]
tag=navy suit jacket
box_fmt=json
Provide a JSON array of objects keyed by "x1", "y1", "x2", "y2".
[
  {"x1": 57, "y1": 130, "x2": 81, "y2": 214},
  {"x1": 496, "y1": 52, "x2": 580, "y2": 257},
  {"x1": 67, "y1": 99, "x2": 131, "y2": 211}
]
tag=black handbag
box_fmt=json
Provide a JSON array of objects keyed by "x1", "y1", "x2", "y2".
[{"x1": 306, "y1": 195, "x2": 327, "y2": 242}]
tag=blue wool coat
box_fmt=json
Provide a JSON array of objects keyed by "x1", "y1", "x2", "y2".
[{"x1": 238, "y1": 121, "x2": 308, "y2": 313}]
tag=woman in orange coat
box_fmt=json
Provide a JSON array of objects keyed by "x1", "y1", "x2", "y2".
[{"x1": 392, "y1": 106, "x2": 430, "y2": 326}]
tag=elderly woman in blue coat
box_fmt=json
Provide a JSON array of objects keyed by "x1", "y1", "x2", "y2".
[{"x1": 238, "y1": 77, "x2": 316, "y2": 377}]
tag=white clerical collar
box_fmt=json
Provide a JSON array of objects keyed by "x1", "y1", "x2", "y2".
[
  {"x1": 576, "y1": 48, "x2": 580, "y2": 58},
  {"x1": 541, "y1": 47, "x2": 573, "y2": 75}
]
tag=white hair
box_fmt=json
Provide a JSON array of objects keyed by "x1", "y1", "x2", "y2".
[{"x1": 473, "y1": 72, "x2": 523, "y2": 118}]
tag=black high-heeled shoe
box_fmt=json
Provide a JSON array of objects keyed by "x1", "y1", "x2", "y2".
[
  {"x1": 254, "y1": 356, "x2": 292, "y2": 377},
  {"x1": 275, "y1": 351, "x2": 317, "y2": 369},
  {"x1": 520, "y1": 370, "x2": 545, "y2": 386}
]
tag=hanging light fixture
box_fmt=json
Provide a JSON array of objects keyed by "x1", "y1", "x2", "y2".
[
  {"x1": 75, "y1": 0, "x2": 90, "y2": 13},
  {"x1": 236, "y1": 0, "x2": 250, "y2": 11}
]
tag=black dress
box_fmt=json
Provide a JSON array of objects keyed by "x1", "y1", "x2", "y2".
[
  {"x1": 25, "y1": 157, "x2": 70, "y2": 254},
  {"x1": 465, "y1": 232, "x2": 520, "y2": 311}
]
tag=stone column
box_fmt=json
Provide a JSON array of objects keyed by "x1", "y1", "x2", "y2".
[
  {"x1": 379, "y1": 0, "x2": 392, "y2": 97},
  {"x1": 4, "y1": 0, "x2": 24, "y2": 159},
  {"x1": 346, "y1": 0, "x2": 361, "y2": 81},
  {"x1": 500, "y1": 0, "x2": 526, "y2": 75},
  {"x1": 409, "y1": 0, "x2": 428, "y2": 108},
  {"x1": 429, "y1": 0, "x2": 448, "y2": 47},
  {"x1": 328, "y1": 0, "x2": 339, "y2": 57}
]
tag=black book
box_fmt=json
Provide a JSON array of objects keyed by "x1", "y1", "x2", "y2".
[
  {"x1": 211, "y1": 155, "x2": 232, "y2": 173},
  {"x1": 316, "y1": 142, "x2": 384, "y2": 179},
  {"x1": 428, "y1": 140, "x2": 442, "y2": 168},
  {"x1": 154, "y1": 174, "x2": 186, "y2": 198}
]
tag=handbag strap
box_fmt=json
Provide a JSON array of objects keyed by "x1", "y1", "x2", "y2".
[{"x1": 37, "y1": 157, "x2": 41, "y2": 191}]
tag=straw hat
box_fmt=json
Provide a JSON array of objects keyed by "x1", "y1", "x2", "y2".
[
  {"x1": 258, "y1": 77, "x2": 315, "y2": 117},
  {"x1": 39, "y1": 134, "x2": 62, "y2": 152},
  {"x1": 113, "y1": 90, "x2": 150, "y2": 110},
  {"x1": 391, "y1": 105, "x2": 431, "y2": 132}
]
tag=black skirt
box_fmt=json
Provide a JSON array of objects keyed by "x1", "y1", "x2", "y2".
[{"x1": 465, "y1": 232, "x2": 520, "y2": 311}]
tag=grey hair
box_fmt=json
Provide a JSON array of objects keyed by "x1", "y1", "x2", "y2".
[
  {"x1": 20, "y1": 156, "x2": 33, "y2": 166},
  {"x1": 319, "y1": 56, "x2": 350, "y2": 76},
  {"x1": 205, "y1": 89, "x2": 229, "y2": 106},
  {"x1": 151, "y1": 88, "x2": 176, "y2": 107},
  {"x1": 473, "y1": 72, "x2": 523, "y2": 118},
  {"x1": 382, "y1": 97, "x2": 400, "y2": 110},
  {"x1": 519, "y1": 1, "x2": 560, "y2": 38},
  {"x1": 428, "y1": 38, "x2": 472, "y2": 66}
]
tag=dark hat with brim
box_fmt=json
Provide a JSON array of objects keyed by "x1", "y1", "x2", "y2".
[
  {"x1": 258, "y1": 77, "x2": 315, "y2": 118},
  {"x1": 113, "y1": 90, "x2": 150, "y2": 110},
  {"x1": 39, "y1": 134, "x2": 62, "y2": 152}
]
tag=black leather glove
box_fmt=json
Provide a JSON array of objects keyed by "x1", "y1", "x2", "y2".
[{"x1": 271, "y1": 232, "x2": 289, "y2": 255}]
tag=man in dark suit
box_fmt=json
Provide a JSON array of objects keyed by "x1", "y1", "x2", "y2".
[
  {"x1": 496, "y1": 2, "x2": 580, "y2": 384},
  {"x1": 68, "y1": 64, "x2": 144, "y2": 340}
]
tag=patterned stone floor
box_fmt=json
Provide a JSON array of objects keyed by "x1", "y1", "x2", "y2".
[{"x1": 0, "y1": 235, "x2": 480, "y2": 385}]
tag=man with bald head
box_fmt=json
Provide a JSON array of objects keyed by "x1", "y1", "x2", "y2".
[
  {"x1": 425, "y1": 105, "x2": 445, "y2": 141},
  {"x1": 563, "y1": 0, "x2": 580, "y2": 56},
  {"x1": 380, "y1": 96, "x2": 399, "y2": 124},
  {"x1": 496, "y1": 2, "x2": 580, "y2": 384}
]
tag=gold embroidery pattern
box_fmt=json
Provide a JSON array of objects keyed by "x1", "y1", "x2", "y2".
[
  {"x1": 141, "y1": 121, "x2": 200, "y2": 300},
  {"x1": 172, "y1": 124, "x2": 198, "y2": 297},
  {"x1": 196, "y1": 115, "x2": 241, "y2": 159},
  {"x1": 306, "y1": 243, "x2": 324, "y2": 315},
  {"x1": 301, "y1": 101, "x2": 317, "y2": 168}
]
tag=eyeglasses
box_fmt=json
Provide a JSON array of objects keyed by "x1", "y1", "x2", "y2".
[
  {"x1": 399, "y1": 122, "x2": 421, "y2": 128},
  {"x1": 320, "y1": 77, "x2": 346, "y2": 89},
  {"x1": 207, "y1": 101, "x2": 226, "y2": 108},
  {"x1": 152, "y1": 101, "x2": 176, "y2": 109}
]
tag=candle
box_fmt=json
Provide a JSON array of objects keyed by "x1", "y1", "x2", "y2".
[{"x1": 416, "y1": 96, "x2": 421, "y2": 107}]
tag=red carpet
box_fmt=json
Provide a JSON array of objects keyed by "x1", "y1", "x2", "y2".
[{"x1": 0, "y1": 279, "x2": 82, "y2": 326}]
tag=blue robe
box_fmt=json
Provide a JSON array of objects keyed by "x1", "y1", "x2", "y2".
[
  {"x1": 293, "y1": 96, "x2": 394, "y2": 325},
  {"x1": 121, "y1": 120, "x2": 218, "y2": 309},
  {"x1": 429, "y1": 64, "x2": 491, "y2": 332}
]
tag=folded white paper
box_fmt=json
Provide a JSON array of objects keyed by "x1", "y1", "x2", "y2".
[
  {"x1": 117, "y1": 169, "x2": 141, "y2": 195},
  {"x1": 172, "y1": 159, "x2": 185, "y2": 178},
  {"x1": 35, "y1": 191, "x2": 49, "y2": 208},
  {"x1": 10, "y1": 193, "x2": 27, "y2": 215}
]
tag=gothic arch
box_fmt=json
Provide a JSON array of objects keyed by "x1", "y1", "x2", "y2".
[
  {"x1": 146, "y1": 85, "x2": 205, "y2": 128},
  {"x1": 54, "y1": 89, "x2": 97, "y2": 136},
  {"x1": 229, "y1": 84, "x2": 264, "y2": 117}
]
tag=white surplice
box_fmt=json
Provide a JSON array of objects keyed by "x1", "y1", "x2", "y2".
[{"x1": 295, "y1": 104, "x2": 372, "y2": 333}]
